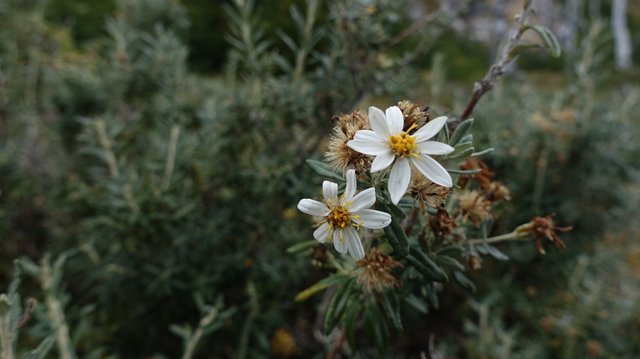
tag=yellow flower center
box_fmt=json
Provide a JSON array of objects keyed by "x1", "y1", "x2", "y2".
[
  {"x1": 326, "y1": 206, "x2": 351, "y2": 229},
  {"x1": 388, "y1": 132, "x2": 417, "y2": 157}
]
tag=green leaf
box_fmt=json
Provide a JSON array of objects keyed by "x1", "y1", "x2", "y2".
[
  {"x1": 378, "y1": 202, "x2": 409, "y2": 257},
  {"x1": 436, "y1": 245, "x2": 464, "y2": 258},
  {"x1": 381, "y1": 291, "x2": 403, "y2": 331},
  {"x1": 23, "y1": 336, "x2": 55, "y2": 359},
  {"x1": 406, "y1": 254, "x2": 448, "y2": 283},
  {"x1": 366, "y1": 304, "x2": 389, "y2": 353},
  {"x1": 446, "y1": 142, "x2": 475, "y2": 160},
  {"x1": 471, "y1": 148, "x2": 494, "y2": 157},
  {"x1": 295, "y1": 274, "x2": 347, "y2": 302},
  {"x1": 447, "y1": 168, "x2": 482, "y2": 175},
  {"x1": 409, "y1": 248, "x2": 449, "y2": 282},
  {"x1": 526, "y1": 25, "x2": 562, "y2": 58},
  {"x1": 436, "y1": 255, "x2": 465, "y2": 272},
  {"x1": 306, "y1": 159, "x2": 343, "y2": 181},
  {"x1": 286, "y1": 240, "x2": 318, "y2": 254},
  {"x1": 449, "y1": 118, "x2": 474, "y2": 146},
  {"x1": 453, "y1": 271, "x2": 476, "y2": 292},
  {"x1": 509, "y1": 44, "x2": 543, "y2": 59},
  {"x1": 404, "y1": 294, "x2": 429, "y2": 314},
  {"x1": 345, "y1": 300, "x2": 362, "y2": 350},
  {"x1": 383, "y1": 226, "x2": 403, "y2": 257},
  {"x1": 324, "y1": 279, "x2": 355, "y2": 332}
]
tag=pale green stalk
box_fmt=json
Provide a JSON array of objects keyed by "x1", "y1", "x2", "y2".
[{"x1": 181, "y1": 304, "x2": 220, "y2": 359}]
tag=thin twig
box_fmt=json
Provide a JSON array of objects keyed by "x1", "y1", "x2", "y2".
[
  {"x1": 326, "y1": 330, "x2": 346, "y2": 359},
  {"x1": 163, "y1": 125, "x2": 180, "y2": 191},
  {"x1": 449, "y1": 2, "x2": 536, "y2": 132},
  {"x1": 181, "y1": 303, "x2": 221, "y2": 359},
  {"x1": 380, "y1": 5, "x2": 444, "y2": 53},
  {"x1": 41, "y1": 256, "x2": 76, "y2": 359},
  {"x1": 94, "y1": 120, "x2": 120, "y2": 179},
  {"x1": 237, "y1": 281, "x2": 259, "y2": 359}
]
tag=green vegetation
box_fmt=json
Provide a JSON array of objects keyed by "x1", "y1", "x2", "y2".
[{"x1": 1, "y1": 0, "x2": 638, "y2": 357}]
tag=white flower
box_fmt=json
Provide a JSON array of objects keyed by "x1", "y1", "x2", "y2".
[
  {"x1": 297, "y1": 169, "x2": 391, "y2": 260},
  {"x1": 347, "y1": 106, "x2": 454, "y2": 204}
]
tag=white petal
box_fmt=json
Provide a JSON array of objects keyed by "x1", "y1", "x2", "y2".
[
  {"x1": 342, "y1": 169, "x2": 357, "y2": 203},
  {"x1": 353, "y1": 209, "x2": 392, "y2": 229},
  {"x1": 369, "y1": 106, "x2": 390, "y2": 137},
  {"x1": 344, "y1": 226, "x2": 364, "y2": 260},
  {"x1": 418, "y1": 141, "x2": 454, "y2": 155},
  {"x1": 313, "y1": 222, "x2": 331, "y2": 243},
  {"x1": 333, "y1": 229, "x2": 347, "y2": 254},
  {"x1": 386, "y1": 106, "x2": 404, "y2": 134},
  {"x1": 297, "y1": 199, "x2": 330, "y2": 216},
  {"x1": 388, "y1": 158, "x2": 411, "y2": 204},
  {"x1": 348, "y1": 131, "x2": 388, "y2": 156},
  {"x1": 322, "y1": 181, "x2": 338, "y2": 204},
  {"x1": 370, "y1": 150, "x2": 395, "y2": 173},
  {"x1": 414, "y1": 116, "x2": 448, "y2": 142},
  {"x1": 411, "y1": 155, "x2": 453, "y2": 187},
  {"x1": 348, "y1": 187, "x2": 376, "y2": 212}
]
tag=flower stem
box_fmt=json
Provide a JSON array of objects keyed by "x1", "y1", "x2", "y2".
[{"x1": 467, "y1": 231, "x2": 528, "y2": 245}]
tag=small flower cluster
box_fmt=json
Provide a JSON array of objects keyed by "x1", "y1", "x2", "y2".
[{"x1": 298, "y1": 102, "x2": 453, "y2": 260}]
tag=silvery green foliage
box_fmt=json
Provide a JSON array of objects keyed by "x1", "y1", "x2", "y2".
[{"x1": 0, "y1": 0, "x2": 438, "y2": 356}]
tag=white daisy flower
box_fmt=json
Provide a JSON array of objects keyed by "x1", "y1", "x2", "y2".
[
  {"x1": 347, "y1": 106, "x2": 454, "y2": 204},
  {"x1": 297, "y1": 169, "x2": 391, "y2": 260}
]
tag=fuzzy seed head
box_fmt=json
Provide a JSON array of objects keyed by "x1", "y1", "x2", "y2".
[
  {"x1": 326, "y1": 111, "x2": 371, "y2": 173},
  {"x1": 354, "y1": 250, "x2": 402, "y2": 293},
  {"x1": 398, "y1": 100, "x2": 429, "y2": 131}
]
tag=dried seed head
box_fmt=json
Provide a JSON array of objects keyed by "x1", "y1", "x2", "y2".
[
  {"x1": 429, "y1": 206, "x2": 456, "y2": 237},
  {"x1": 515, "y1": 214, "x2": 572, "y2": 254},
  {"x1": 458, "y1": 190, "x2": 492, "y2": 224},
  {"x1": 468, "y1": 255, "x2": 482, "y2": 271},
  {"x1": 410, "y1": 169, "x2": 449, "y2": 210},
  {"x1": 311, "y1": 245, "x2": 328, "y2": 269},
  {"x1": 326, "y1": 111, "x2": 371, "y2": 173},
  {"x1": 458, "y1": 158, "x2": 494, "y2": 189},
  {"x1": 485, "y1": 181, "x2": 511, "y2": 202},
  {"x1": 398, "y1": 100, "x2": 429, "y2": 131},
  {"x1": 354, "y1": 249, "x2": 402, "y2": 293},
  {"x1": 270, "y1": 328, "x2": 300, "y2": 358}
]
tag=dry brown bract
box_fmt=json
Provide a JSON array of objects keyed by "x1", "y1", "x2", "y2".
[
  {"x1": 429, "y1": 206, "x2": 456, "y2": 237},
  {"x1": 458, "y1": 158, "x2": 494, "y2": 189}
]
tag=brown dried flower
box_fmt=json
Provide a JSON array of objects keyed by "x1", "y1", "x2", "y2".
[
  {"x1": 485, "y1": 181, "x2": 511, "y2": 202},
  {"x1": 515, "y1": 214, "x2": 572, "y2": 254},
  {"x1": 409, "y1": 168, "x2": 449, "y2": 210},
  {"x1": 354, "y1": 249, "x2": 402, "y2": 293},
  {"x1": 325, "y1": 111, "x2": 371, "y2": 173},
  {"x1": 458, "y1": 158, "x2": 494, "y2": 189},
  {"x1": 468, "y1": 255, "x2": 482, "y2": 271},
  {"x1": 458, "y1": 190, "x2": 492, "y2": 224},
  {"x1": 429, "y1": 206, "x2": 456, "y2": 237},
  {"x1": 311, "y1": 245, "x2": 328, "y2": 269},
  {"x1": 398, "y1": 100, "x2": 429, "y2": 131}
]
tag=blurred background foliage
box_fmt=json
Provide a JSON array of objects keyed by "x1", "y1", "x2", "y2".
[{"x1": 0, "y1": 0, "x2": 639, "y2": 357}]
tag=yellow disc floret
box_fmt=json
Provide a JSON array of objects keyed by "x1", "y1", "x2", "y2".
[
  {"x1": 326, "y1": 206, "x2": 351, "y2": 229},
  {"x1": 388, "y1": 132, "x2": 417, "y2": 157}
]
